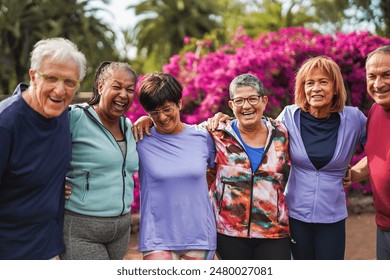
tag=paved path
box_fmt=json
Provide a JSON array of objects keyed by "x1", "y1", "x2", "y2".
[
  {"x1": 124, "y1": 213, "x2": 377, "y2": 260},
  {"x1": 345, "y1": 213, "x2": 376, "y2": 260}
]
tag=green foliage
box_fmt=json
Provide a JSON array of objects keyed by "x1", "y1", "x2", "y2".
[
  {"x1": 313, "y1": 0, "x2": 349, "y2": 31},
  {"x1": 215, "y1": 0, "x2": 319, "y2": 38},
  {"x1": 312, "y1": 0, "x2": 389, "y2": 36},
  {"x1": 1, "y1": 0, "x2": 389, "y2": 95},
  {"x1": 381, "y1": 0, "x2": 390, "y2": 37},
  {"x1": 128, "y1": 0, "x2": 223, "y2": 73},
  {"x1": 0, "y1": 0, "x2": 119, "y2": 95}
]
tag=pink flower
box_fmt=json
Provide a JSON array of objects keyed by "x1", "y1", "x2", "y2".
[
  {"x1": 183, "y1": 36, "x2": 191, "y2": 44},
  {"x1": 125, "y1": 27, "x2": 390, "y2": 211}
]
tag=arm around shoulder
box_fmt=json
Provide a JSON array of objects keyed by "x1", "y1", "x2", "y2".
[{"x1": 351, "y1": 156, "x2": 369, "y2": 183}]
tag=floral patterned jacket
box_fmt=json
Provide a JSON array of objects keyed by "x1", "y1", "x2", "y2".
[{"x1": 208, "y1": 117, "x2": 290, "y2": 239}]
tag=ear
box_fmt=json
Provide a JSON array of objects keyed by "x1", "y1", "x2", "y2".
[
  {"x1": 29, "y1": 69, "x2": 36, "y2": 84},
  {"x1": 178, "y1": 99, "x2": 183, "y2": 110},
  {"x1": 228, "y1": 100, "x2": 234, "y2": 110},
  {"x1": 98, "y1": 81, "x2": 104, "y2": 95},
  {"x1": 262, "y1": 96, "x2": 269, "y2": 106}
]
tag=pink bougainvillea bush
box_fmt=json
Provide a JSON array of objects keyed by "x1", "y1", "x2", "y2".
[
  {"x1": 127, "y1": 27, "x2": 390, "y2": 210},
  {"x1": 128, "y1": 27, "x2": 390, "y2": 123}
]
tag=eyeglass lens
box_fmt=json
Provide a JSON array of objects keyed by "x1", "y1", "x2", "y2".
[
  {"x1": 232, "y1": 95, "x2": 261, "y2": 106},
  {"x1": 37, "y1": 72, "x2": 79, "y2": 88},
  {"x1": 149, "y1": 107, "x2": 174, "y2": 117}
]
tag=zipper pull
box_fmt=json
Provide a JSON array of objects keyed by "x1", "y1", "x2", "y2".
[{"x1": 86, "y1": 172, "x2": 90, "y2": 190}]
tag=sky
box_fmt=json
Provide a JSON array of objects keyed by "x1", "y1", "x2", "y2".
[
  {"x1": 90, "y1": 0, "x2": 138, "y2": 59},
  {"x1": 95, "y1": 0, "x2": 136, "y2": 30}
]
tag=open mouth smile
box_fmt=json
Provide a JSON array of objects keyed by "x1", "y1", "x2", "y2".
[
  {"x1": 113, "y1": 100, "x2": 128, "y2": 110},
  {"x1": 49, "y1": 97, "x2": 63, "y2": 103}
]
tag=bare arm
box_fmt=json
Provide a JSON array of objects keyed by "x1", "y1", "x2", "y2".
[
  {"x1": 132, "y1": 116, "x2": 153, "y2": 141},
  {"x1": 351, "y1": 156, "x2": 369, "y2": 183},
  {"x1": 206, "y1": 112, "x2": 232, "y2": 131}
]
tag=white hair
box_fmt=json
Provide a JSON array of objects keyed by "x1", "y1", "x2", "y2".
[{"x1": 30, "y1": 38, "x2": 87, "y2": 80}]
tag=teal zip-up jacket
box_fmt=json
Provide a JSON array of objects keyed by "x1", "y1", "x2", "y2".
[{"x1": 65, "y1": 103, "x2": 139, "y2": 217}]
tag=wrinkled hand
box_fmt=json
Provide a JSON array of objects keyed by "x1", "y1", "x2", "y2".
[
  {"x1": 132, "y1": 116, "x2": 153, "y2": 141},
  {"x1": 206, "y1": 112, "x2": 231, "y2": 131},
  {"x1": 342, "y1": 165, "x2": 352, "y2": 188},
  {"x1": 65, "y1": 185, "x2": 72, "y2": 200}
]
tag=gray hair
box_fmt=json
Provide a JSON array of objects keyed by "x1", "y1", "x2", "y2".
[
  {"x1": 366, "y1": 45, "x2": 390, "y2": 65},
  {"x1": 229, "y1": 73, "x2": 265, "y2": 99},
  {"x1": 88, "y1": 61, "x2": 137, "y2": 106},
  {"x1": 30, "y1": 38, "x2": 87, "y2": 80}
]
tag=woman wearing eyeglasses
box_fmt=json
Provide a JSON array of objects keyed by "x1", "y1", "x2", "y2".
[
  {"x1": 135, "y1": 72, "x2": 216, "y2": 260},
  {"x1": 60, "y1": 62, "x2": 139, "y2": 260},
  {"x1": 211, "y1": 59, "x2": 367, "y2": 260},
  {"x1": 134, "y1": 73, "x2": 290, "y2": 260},
  {"x1": 205, "y1": 73, "x2": 291, "y2": 260}
]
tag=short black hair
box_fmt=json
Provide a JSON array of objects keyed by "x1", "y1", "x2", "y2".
[{"x1": 138, "y1": 72, "x2": 183, "y2": 112}]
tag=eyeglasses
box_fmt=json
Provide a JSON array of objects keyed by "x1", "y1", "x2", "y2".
[
  {"x1": 148, "y1": 106, "x2": 175, "y2": 118},
  {"x1": 36, "y1": 71, "x2": 80, "y2": 89},
  {"x1": 231, "y1": 95, "x2": 262, "y2": 107}
]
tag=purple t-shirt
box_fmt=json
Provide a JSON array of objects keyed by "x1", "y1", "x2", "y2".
[{"x1": 137, "y1": 124, "x2": 216, "y2": 252}]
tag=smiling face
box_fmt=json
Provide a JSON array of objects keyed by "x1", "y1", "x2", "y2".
[
  {"x1": 366, "y1": 52, "x2": 390, "y2": 111},
  {"x1": 27, "y1": 57, "x2": 80, "y2": 118},
  {"x1": 304, "y1": 68, "x2": 335, "y2": 117},
  {"x1": 229, "y1": 86, "x2": 267, "y2": 129},
  {"x1": 149, "y1": 101, "x2": 183, "y2": 134},
  {"x1": 97, "y1": 68, "x2": 136, "y2": 119}
]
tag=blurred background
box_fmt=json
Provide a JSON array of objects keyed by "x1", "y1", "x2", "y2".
[
  {"x1": 1, "y1": 0, "x2": 389, "y2": 96},
  {"x1": 2, "y1": 0, "x2": 388, "y2": 204}
]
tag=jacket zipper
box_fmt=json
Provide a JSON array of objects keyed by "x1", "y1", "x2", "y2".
[
  {"x1": 219, "y1": 123, "x2": 276, "y2": 237},
  {"x1": 120, "y1": 121, "x2": 128, "y2": 215},
  {"x1": 218, "y1": 182, "x2": 226, "y2": 213},
  {"x1": 86, "y1": 171, "x2": 90, "y2": 191},
  {"x1": 247, "y1": 128, "x2": 276, "y2": 236},
  {"x1": 276, "y1": 190, "x2": 280, "y2": 221}
]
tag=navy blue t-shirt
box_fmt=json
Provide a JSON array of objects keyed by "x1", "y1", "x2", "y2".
[
  {"x1": 0, "y1": 84, "x2": 70, "y2": 259},
  {"x1": 300, "y1": 111, "x2": 340, "y2": 170}
]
